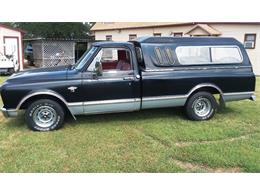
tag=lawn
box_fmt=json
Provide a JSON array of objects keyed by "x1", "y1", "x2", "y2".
[{"x1": 0, "y1": 76, "x2": 259, "y2": 172}]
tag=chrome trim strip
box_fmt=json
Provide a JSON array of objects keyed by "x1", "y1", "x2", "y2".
[
  {"x1": 17, "y1": 91, "x2": 68, "y2": 110},
  {"x1": 67, "y1": 102, "x2": 83, "y2": 107},
  {"x1": 85, "y1": 78, "x2": 124, "y2": 82},
  {"x1": 188, "y1": 83, "x2": 223, "y2": 96},
  {"x1": 143, "y1": 66, "x2": 252, "y2": 72},
  {"x1": 142, "y1": 95, "x2": 187, "y2": 101},
  {"x1": 223, "y1": 91, "x2": 254, "y2": 96}
]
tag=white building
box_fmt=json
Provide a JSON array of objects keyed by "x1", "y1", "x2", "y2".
[
  {"x1": 91, "y1": 22, "x2": 260, "y2": 75},
  {"x1": 0, "y1": 24, "x2": 25, "y2": 71}
]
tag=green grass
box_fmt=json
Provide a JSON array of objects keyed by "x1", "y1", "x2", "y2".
[{"x1": 0, "y1": 76, "x2": 260, "y2": 172}]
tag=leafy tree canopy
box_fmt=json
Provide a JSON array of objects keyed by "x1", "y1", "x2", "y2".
[{"x1": 1, "y1": 22, "x2": 94, "y2": 39}]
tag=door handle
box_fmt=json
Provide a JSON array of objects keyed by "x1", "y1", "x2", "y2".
[{"x1": 123, "y1": 76, "x2": 135, "y2": 81}]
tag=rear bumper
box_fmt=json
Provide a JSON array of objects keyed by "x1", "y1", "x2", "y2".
[{"x1": 1, "y1": 107, "x2": 18, "y2": 118}]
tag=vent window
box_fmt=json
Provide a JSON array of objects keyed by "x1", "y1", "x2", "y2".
[
  {"x1": 165, "y1": 48, "x2": 175, "y2": 65},
  {"x1": 154, "y1": 47, "x2": 164, "y2": 65}
]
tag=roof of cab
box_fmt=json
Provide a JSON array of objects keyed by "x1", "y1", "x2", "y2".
[
  {"x1": 92, "y1": 41, "x2": 133, "y2": 47},
  {"x1": 134, "y1": 36, "x2": 242, "y2": 45}
]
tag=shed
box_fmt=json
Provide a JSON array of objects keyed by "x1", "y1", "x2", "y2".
[
  {"x1": 25, "y1": 38, "x2": 93, "y2": 67},
  {"x1": 0, "y1": 24, "x2": 25, "y2": 71}
]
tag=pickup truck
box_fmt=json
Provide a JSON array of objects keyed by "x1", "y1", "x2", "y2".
[{"x1": 0, "y1": 37, "x2": 256, "y2": 131}]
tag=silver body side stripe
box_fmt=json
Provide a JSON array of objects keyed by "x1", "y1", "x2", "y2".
[
  {"x1": 14, "y1": 84, "x2": 254, "y2": 117},
  {"x1": 67, "y1": 91, "x2": 255, "y2": 115}
]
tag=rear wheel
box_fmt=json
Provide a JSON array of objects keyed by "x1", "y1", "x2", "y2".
[
  {"x1": 25, "y1": 99, "x2": 65, "y2": 131},
  {"x1": 185, "y1": 91, "x2": 217, "y2": 121}
]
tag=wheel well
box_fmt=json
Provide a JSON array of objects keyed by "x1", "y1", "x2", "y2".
[
  {"x1": 20, "y1": 95, "x2": 72, "y2": 117},
  {"x1": 190, "y1": 86, "x2": 221, "y2": 96},
  {"x1": 186, "y1": 86, "x2": 223, "y2": 106}
]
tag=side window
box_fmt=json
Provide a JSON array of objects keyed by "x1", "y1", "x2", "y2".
[
  {"x1": 176, "y1": 46, "x2": 243, "y2": 65},
  {"x1": 106, "y1": 35, "x2": 112, "y2": 41},
  {"x1": 211, "y1": 47, "x2": 242, "y2": 63},
  {"x1": 244, "y1": 34, "x2": 256, "y2": 49},
  {"x1": 173, "y1": 32, "x2": 183, "y2": 37},
  {"x1": 176, "y1": 46, "x2": 211, "y2": 65},
  {"x1": 88, "y1": 48, "x2": 133, "y2": 72},
  {"x1": 129, "y1": 34, "x2": 137, "y2": 41}
]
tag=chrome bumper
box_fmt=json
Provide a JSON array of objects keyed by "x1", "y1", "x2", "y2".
[{"x1": 1, "y1": 107, "x2": 18, "y2": 118}]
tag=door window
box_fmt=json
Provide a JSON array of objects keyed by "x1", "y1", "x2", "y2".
[{"x1": 88, "y1": 48, "x2": 133, "y2": 73}]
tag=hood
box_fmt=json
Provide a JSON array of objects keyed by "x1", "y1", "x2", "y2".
[{"x1": 6, "y1": 65, "x2": 70, "y2": 84}]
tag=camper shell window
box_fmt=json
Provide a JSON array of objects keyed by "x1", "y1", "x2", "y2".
[{"x1": 176, "y1": 46, "x2": 243, "y2": 65}]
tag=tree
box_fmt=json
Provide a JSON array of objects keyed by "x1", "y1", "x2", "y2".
[{"x1": 4, "y1": 22, "x2": 94, "y2": 39}]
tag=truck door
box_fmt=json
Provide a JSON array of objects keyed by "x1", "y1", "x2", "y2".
[{"x1": 81, "y1": 47, "x2": 141, "y2": 114}]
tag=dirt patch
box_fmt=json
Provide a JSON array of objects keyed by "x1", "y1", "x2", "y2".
[
  {"x1": 172, "y1": 159, "x2": 241, "y2": 173},
  {"x1": 174, "y1": 132, "x2": 259, "y2": 147},
  {"x1": 134, "y1": 128, "x2": 172, "y2": 147}
]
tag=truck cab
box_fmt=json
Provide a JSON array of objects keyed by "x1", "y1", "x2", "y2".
[{"x1": 0, "y1": 37, "x2": 256, "y2": 131}]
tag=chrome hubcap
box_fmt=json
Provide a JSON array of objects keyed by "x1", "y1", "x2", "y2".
[
  {"x1": 193, "y1": 97, "x2": 211, "y2": 117},
  {"x1": 33, "y1": 106, "x2": 57, "y2": 128}
]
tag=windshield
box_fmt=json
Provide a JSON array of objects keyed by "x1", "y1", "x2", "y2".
[{"x1": 74, "y1": 46, "x2": 98, "y2": 70}]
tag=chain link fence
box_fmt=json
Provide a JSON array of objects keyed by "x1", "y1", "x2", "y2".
[{"x1": 31, "y1": 40, "x2": 75, "y2": 67}]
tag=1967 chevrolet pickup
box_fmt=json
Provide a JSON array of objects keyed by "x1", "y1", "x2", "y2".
[{"x1": 0, "y1": 37, "x2": 256, "y2": 131}]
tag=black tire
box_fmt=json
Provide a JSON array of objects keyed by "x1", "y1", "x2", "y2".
[
  {"x1": 25, "y1": 99, "x2": 65, "y2": 131},
  {"x1": 185, "y1": 91, "x2": 217, "y2": 121}
]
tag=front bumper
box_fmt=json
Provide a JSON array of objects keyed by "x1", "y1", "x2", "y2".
[{"x1": 1, "y1": 107, "x2": 18, "y2": 118}]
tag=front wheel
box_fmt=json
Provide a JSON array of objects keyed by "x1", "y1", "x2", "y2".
[
  {"x1": 185, "y1": 92, "x2": 217, "y2": 121},
  {"x1": 25, "y1": 99, "x2": 65, "y2": 131}
]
